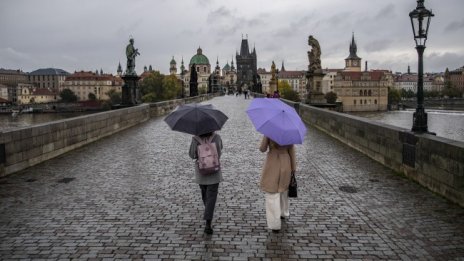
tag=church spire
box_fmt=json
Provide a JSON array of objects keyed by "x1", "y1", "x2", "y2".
[
  {"x1": 281, "y1": 61, "x2": 285, "y2": 72},
  {"x1": 117, "y1": 61, "x2": 122, "y2": 75}
]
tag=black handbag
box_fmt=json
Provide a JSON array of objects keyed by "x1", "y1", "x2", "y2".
[{"x1": 288, "y1": 171, "x2": 297, "y2": 198}]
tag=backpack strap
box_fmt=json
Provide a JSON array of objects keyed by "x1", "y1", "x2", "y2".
[
  {"x1": 194, "y1": 133, "x2": 216, "y2": 144},
  {"x1": 193, "y1": 136, "x2": 203, "y2": 145}
]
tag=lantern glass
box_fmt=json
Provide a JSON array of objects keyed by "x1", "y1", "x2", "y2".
[{"x1": 409, "y1": 2, "x2": 434, "y2": 47}]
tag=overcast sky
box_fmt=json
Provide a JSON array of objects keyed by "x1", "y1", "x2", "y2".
[{"x1": 1, "y1": 0, "x2": 463, "y2": 75}]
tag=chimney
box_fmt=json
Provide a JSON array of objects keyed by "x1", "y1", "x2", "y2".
[{"x1": 365, "y1": 61, "x2": 368, "y2": 72}]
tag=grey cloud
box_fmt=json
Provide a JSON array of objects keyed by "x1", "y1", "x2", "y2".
[
  {"x1": 364, "y1": 39, "x2": 393, "y2": 53},
  {"x1": 426, "y1": 51, "x2": 464, "y2": 72},
  {"x1": 207, "y1": 6, "x2": 233, "y2": 22},
  {"x1": 445, "y1": 19, "x2": 464, "y2": 32}
]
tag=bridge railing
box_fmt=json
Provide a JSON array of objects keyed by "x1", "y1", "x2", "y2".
[{"x1": 0, "y1": 93, "x2": 219, "y2": 177}]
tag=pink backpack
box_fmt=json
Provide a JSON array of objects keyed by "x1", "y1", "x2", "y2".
[{"x1": 194, "y1": 134, "x2": 220, "y2": 175}]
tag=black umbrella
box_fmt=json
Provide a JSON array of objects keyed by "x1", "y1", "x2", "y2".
[{"x1": 164, "y1": 103, "x2": 228, "y2": 136}]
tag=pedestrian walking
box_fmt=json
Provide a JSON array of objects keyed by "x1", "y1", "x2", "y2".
[
  {"x1": 259, "y1": 136, "x2": 296, "y2": 233},
  {"x1": 164, "y1": 103, "x2": 228, "y2": 235},
  {"x1": 189, "y1": 132, "x2": 224, "y2": 235}
]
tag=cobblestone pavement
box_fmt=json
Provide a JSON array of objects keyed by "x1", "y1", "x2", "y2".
[{"x1": 1, "y1": 95, "x2": 464, "y2": 260}]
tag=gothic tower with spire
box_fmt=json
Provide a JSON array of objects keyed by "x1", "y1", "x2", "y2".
[
  {"x1": 170, "y1": 56, "x2": 177, "y2": 75},
  {"x1": 236, "y1": 35, "x2": 257, "y2": 90},
  {"x1": 344, "y1": 33, "x2": 362, "y2": 72}
]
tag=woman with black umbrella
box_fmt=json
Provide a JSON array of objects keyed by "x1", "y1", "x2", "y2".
[
  {"x1": 189, "y1": 131, "x2": 223, "y2": 234},
  {"x1": 164, "y1": 103, "x2": 228, "y2": 235}
]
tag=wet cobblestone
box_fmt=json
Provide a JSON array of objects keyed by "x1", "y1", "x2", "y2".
[{"x1": 1, "y1": 95, "x2": 464, "y2": 260}]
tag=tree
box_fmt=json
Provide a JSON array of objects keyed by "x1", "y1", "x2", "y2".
[
  {"x1": 278, "y1": 80, "x2": 301, "y2": 102},
  {"x1": 101, "y1": 89, "x2": 121, "y2": 109},
  {"x1": 388, "y1": 88, "x2": 401, "y2": 104},
  {"x1": 140, "y1": 71, "x2": 164, "y2": 100},
  {"x1": 88, "y1": 93, "x2": 97, "y2": 101},
  {"x1": 139, "y1": 71, "x2": 183, "y2": 102},
  {"x1": 106, "y1": 89, "x2": 121, "y2": 105},
  {"x1": 60, "y1": 88, "x2": 78, "y2": 103},
  {"x1": 324, "y1": 91, "x2": 338, "y2": 104},
  {"x1": 162, "y1": 74, "x2": 182, "y2": 100},
  {"x1": 442, "y1": 81, "x2": 462, "y2": 98}
]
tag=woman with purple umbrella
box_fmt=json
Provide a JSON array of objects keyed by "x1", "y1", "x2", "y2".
[
  {"x1": 246, "y1": 98, "x2": 305, "y2": 233},
  {"x1": 259, "y1": 136, "x2": 296, "y2": 233}
]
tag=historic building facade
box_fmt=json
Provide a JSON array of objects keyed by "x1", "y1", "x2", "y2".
[
  {"x1": 277, "y1": 62, "x2": 307, "y2": 100},
  {"x1": 63, "y1": 71, "x2": 123, "y2": 101},
  {"x1": 334, "y1": 34, "x2": 391, "y2": 112},
  {"x1": 171, "y1": 47, "x2": 215, "y2": 96},
  {"x1": 257, "y1": 68, "x2": 272, "y2": 94},
  {"x1": 17, "y1": 84, "x2": 58, "y2": 105},
  {"x1": 322, "y1": 69, "x2": 341, "y2": 94},
  {"x1": 446, "y1": 66, "x2": 464, "y2": 94},
  {"x1": 236, "y1": 37, "x2": 257, "y2": 90},
  {"x1": 0, "y1": 69, "x2": 29, "y2": 103},
  {"x1": 220, "y1": 59, "x2": 237, "y2": 92},
  {"x1": 393, "y1": 66, "x2": 444, "y2": 93},
  {"x1": 28, "y1": 68, "x2": 69, "y2": 92}
]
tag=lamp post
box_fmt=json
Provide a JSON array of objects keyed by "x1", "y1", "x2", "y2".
[{"x1": 409, "y1": 0, "x2": 434, "y2": 133}]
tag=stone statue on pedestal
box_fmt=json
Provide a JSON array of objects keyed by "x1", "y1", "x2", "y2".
[
  {"x1": 305, "y1": 35, "x2": 326, "y2": 104},
  {"x1": 126, "y1": 38, "x2": 140, "y2": 76},
  {"x1": 307, "y1": 35, "x2": 322, "y2": 73}
]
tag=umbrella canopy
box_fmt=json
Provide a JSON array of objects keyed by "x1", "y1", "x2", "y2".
[
  {"x1": 164, "y1": 103, "x2": 228, "y2": 136},
  {"x1": 246, "y1": 98, "x2": 307, "y2": 145}
]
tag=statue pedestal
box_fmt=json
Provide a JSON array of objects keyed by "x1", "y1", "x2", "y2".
[
  {"x1": 112, "y1": 74, "x2": 140, "y2": 109},
  {"x1": 268, "y1": 80, "x2": 277, "y2": 95},
  {"x1": 306, "y1": 70, "x2": 326, "y2": 104}
]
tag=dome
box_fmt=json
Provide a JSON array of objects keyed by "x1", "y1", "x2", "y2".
[
  {"x1": 189, "y1": 47, "x2": 210, "y2": 66},
  {"x1": 170, "y1": 56, "x2": 176, "y2": 65},
  {"x1": 223, "y1": 62, "x2": 231, "y2": 71}
]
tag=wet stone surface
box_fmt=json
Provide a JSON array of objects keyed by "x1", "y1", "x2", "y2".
[{"x1": 1, "y1": 95, "x2": 464, "y2": 260}]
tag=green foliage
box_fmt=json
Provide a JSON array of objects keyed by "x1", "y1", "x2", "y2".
[
  {"x1": 442, "y1": 81, "x2": 462, "y2": 98},
  {"x1": 88, "y1": 92, "x2": 97, "y2": 101},
  {"x1": 199, "y1": 86, "x2": 207, "y2": 95},
  {"x1": 60, "y1": 88, "x2": 78, "y2": 103},
  {"x1": 101, "y1": 89, "x2": 121, "y2": 109},
  {"x1": 162, "y1": 74, "x2": 182, "y2": 99},
  {"x1": 278, "y1": 80, "x2": 301, "y2": 102},
  {"x1": 139, "y1": 71, "x2": 182, "y2": 102},
  {"x1": 388, "y1": 88, "x2": 401, "y2": 104},
  {"x1": 400, "y1": 89, "x2": 415, "y2": 98},
  {"x1": 106, "y1": 89, "x2": 121, "y2": 105},
  {"x1": 324, "y1": 91, "x2": 338, "y2": 104},
  {"x1": 142, "y1": 93, "x2": 157, "y2": 103},
  {"x1": 424, "y1": 90, "x2": 440, "y2": 98}
]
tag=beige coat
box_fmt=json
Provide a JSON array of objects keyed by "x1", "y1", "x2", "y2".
[{"x1": 259, "y1": 137, "x2": 296, "y2": 193}]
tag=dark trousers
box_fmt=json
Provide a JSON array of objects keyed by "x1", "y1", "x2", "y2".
[{"x1": 199, "y1": 183, "x2": 219, "y2": 221}]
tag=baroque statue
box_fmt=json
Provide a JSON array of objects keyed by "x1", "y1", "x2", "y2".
[
  {"x1": 126, "y1": 37, "x2": 140, "y2": 75},
  {"x1": 307, "y1": 35, "x2": 322, "y2": 73},
  {"x1": 271, "y1": 61, "x2": 276, "y2": 81}
]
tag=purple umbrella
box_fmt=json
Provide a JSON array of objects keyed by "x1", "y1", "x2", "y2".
[{"x1": 246, "y1": 98, "x2": 307, "y2": 145}]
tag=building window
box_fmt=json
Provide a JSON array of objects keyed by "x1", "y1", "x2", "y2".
[
  {"x1": 375, "y1": 99, "x2": 377, "y2": 104},
  {"x1": 359, "y1": 90, "x2": 362, "y2": 96},
  {"x1": 368, "y1": 90, "x2": 372, "y2": 96},
  {"x1": 360, "y1": 99, "x2": 363, "y2": 105},
  {"x1": 354, "y1": 100, "x2": 357, "y2": 105}
]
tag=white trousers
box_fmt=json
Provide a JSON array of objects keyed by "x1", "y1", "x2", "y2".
[{"x1": 265, "y1": 191, "x2": 289, "y2": 230}]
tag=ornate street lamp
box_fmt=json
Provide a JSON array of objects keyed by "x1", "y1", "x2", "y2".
[{"x1": 409, "y1": 0, "x2": 434, "y2": 132}]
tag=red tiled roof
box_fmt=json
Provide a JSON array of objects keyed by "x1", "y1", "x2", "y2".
[
  {"x1": 278, "y1": 70, "x2": 305, "y2": 78},
  {"x1": 66, "y1": 71, "x2": 114, "y2": 81},
  {"x1": 337, "y1": 70, "x2": 391, "y2": 81},
  {"x1": 0, "y1": 97, "x2": 11, "y2": 103},
  {"x1": 32, "y1": 88, "x2": 56, "y2": 96}
]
